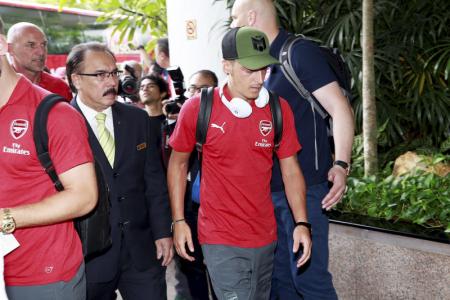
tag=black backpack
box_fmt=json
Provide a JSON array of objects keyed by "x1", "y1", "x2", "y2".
[
  {"x1": 195, "y1": 87, "x2": 283, "y2": 167},
  {"x1": 33, "y1": 94, "x2": 112, "y2": 261},
  {"x1": 279, "y1": 34, "x2": 353, "y2": 136}
]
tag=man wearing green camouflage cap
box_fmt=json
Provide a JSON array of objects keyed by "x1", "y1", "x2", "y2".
[{"x1": 168, "y1": 27, "x2": 311, "y2": 300}]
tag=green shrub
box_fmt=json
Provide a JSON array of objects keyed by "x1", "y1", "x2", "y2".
[{"x1": 338, "y1": 145, "x2": 450, "y2": 232}]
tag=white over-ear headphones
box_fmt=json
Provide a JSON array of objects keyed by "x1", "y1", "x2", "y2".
[{"x1": 219, "y1": 81, "x2": 269, "y2": 118}]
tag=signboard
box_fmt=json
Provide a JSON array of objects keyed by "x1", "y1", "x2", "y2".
[{"x1": 186, "y1": 19, "x2": 197, "y2": 40}]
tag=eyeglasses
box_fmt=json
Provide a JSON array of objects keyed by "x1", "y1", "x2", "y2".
[
  {"x1": 77, "y1": 70, "x2": 123, "y2": 81},
  {"x1": 187, "y1": 85, "x2": 212, "y2": 94}
]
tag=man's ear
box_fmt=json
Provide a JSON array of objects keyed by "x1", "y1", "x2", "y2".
[
  {"x1": 71, "y1": 73, "x2": 81, "y2": 91},
  {"x1": 222, "y1": 60, "x2": 232, "y2": 75},
  {"x1": 248, "y1": 9, "x2": 256, "y2": 26},
  {"x1": 6, "y1": 43, "x2": 14, "y2": 56},
  {"x1": 160, "y1": 91, "x2": 167, "y2": 100}
]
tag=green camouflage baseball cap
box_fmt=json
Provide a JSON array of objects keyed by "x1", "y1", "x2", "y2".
[{"x1": 222, "y1": 27, "x2": 280, "y2": 70}]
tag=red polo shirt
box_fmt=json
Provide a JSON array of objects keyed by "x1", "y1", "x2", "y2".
[
  {"x1": 170, "y1": 87, "x2": 301, "y2": 248},
  {"x1": 0, "y1": 76, "x2": 92, "y2": 285}
]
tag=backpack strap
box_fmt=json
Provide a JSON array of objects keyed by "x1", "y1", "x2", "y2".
[
  {"x1": 195, "y1": 87, "x2": 214, "y2": 174},
  {"x1": 268, "y1": 91, "x2": 283, "y2": 150},
  {"x1": 195, "y1": 87, "x2": 214, "y2": 154},
  {"x1": 279, "y1": 35, "x2": 329, "y2": 120},
  {"x1": 33, "y1": 94, "x2": 66, "y2": 192}
]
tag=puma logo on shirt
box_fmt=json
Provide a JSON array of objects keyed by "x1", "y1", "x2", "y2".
[{"x1": 211, "y1": 122, "x2": 226, "y2": 134}]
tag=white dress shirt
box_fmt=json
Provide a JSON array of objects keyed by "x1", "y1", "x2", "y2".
[{"x1": 76, "y1": 97, "x2": 115, "y2": 140}]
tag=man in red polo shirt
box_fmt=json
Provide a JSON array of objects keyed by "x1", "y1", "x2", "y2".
[
  {"x1": 0, "y1": 27, "x2": 97, "y2": 300},
  {"x1": 168, "y1": 27, "x2": 312, "y2": 300},
  {"x1": 7, "y1": 22, "x2": 73, "y2": 100}
]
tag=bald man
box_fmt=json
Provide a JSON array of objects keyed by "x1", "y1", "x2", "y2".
[
  {"x1": 231, "y1": 1, "x2": 354, "y2": 299},
  {"x1": 7, "y1": 22, "x2": 73, "y2": 100}
]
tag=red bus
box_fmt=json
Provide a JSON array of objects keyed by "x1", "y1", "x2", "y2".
[{"x1": 0, "y1": 0, "x2": 141, "y2": 70}]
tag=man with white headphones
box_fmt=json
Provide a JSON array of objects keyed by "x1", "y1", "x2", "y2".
[{"x1": 167, "y1": 27, "x2": 311, "y2": 300}]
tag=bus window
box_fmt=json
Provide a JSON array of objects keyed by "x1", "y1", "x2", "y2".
[
  {"x1": 0, "y1": 5, "x2": 45, "y2": 29},
  {"x1": 40, "y1": 10, "x2": 107, "y2": 54},
  {"x1": 0, "y1": 1, "x2": 140, "y2": 70}
]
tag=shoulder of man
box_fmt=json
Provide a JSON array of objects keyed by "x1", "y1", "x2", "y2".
[
  {"x1": 114, "y1": 100, "x2": 143, "y2": 113},
  {"x1": 40, "y1": 71, "x2": 67, "y2": 86},
  {"x1": 179, "y1": 92, "x2": 204, "y2": 116},
  {"x1": 44, "y1": 97, "x2": 87, "y2": 131},
  {"x1": 39, "y1": 71, "x2": 73, "y2": 100},
  {"x1": 290, "y1": 36, "x2": 322, "y2": 55},
  {"x1": 113, "y1": 100, "x2": 150, "y2": 122},
  {"x1": 286, "y1": 36, "x2": 337, "y2": 89},
  {"x1": 16, "y1": 76, "x2": 50, "y2": 107}
]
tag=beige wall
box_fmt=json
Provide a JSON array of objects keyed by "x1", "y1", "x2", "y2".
[{"x1": 329, "y1": 224, "x2": 450, "y2": 299}]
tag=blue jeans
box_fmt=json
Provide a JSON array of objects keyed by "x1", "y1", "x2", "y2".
[{"x1": 270, "y1": 182, "x2": 338, "y2": 300}]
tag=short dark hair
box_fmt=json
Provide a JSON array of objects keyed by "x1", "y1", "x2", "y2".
[
  {"x1": 139, "y1": 74, "x2": 169, "y2": 99},
  {"x1": 190, "y1": 69, "x2": 219, "y2": 87},
  {"x1": 156, "y1": 37, "x2": 169, "y2": 57},
  {"x1": 66, "y1": 42, "x2": 116, "y2": 93}
]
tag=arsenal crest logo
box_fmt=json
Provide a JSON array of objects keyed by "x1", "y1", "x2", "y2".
[
  {"x1": 259, "y1": 120, "x2": 272, "y2": 136},
  {"x1": 10, "y1": 119, "x2": 29, "y2": 140}
]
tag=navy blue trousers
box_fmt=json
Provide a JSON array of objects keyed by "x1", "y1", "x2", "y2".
[{"x1": 270, "y1": 182, "x2": 338, "y2": 300}]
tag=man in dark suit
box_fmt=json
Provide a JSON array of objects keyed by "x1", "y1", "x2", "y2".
[{"x1": 66, "y1": 42, "x2": 173, "y2": 300}]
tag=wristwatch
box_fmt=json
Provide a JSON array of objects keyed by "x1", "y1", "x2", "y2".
[
  {"x1": 295, "y1": 221, "x2": 312, "y2": 233},
  {"x1": 1, "y1": 208, "x2": 16, "y2": 234},
  {"x1": 334, "y1": 160, "x2": 351, "y2": 175}
]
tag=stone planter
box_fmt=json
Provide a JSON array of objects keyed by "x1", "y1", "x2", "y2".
[{"x1": 328, "y1": 213, "x2": 450, "y2": 299}]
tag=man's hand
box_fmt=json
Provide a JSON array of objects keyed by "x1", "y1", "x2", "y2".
[
  {"x1": 155, "y1": 237, "x2": 174, "y2": 266},
  {"x1": 173, "y1": 221, "x2": 195, "y2": 262},
  {"x1": 292, "y1": 226, "x2": 312, "y2": 267},
  {"x1": 322, "y1": 166, "x2": 347, "y2": 210}
]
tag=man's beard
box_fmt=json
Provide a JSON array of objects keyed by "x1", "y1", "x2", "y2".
[{"x1": 142, "y1": 97, "x2": 159, "y2": 105}]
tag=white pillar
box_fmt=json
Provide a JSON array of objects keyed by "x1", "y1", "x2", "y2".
[{"x1": 166, "y1": 0, "x2": 229, "y2": 83}]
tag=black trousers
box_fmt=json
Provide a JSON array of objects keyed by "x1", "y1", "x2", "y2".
[{"x1": 87, "y1": 234, "x2": 167, "y2": 300}]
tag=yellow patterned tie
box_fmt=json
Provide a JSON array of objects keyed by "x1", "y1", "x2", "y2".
[{"x1": 95, "y1": 113, "x2": 115, "y2": 167}]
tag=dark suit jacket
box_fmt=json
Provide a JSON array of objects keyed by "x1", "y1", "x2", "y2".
[{"x1": 71, "y1": 98, "x2": 171, "y2": 283}]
